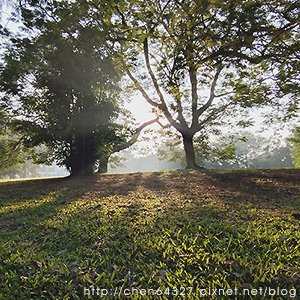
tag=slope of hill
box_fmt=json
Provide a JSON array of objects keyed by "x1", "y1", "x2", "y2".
[{"x1": 0, "y1": 169, "x2": 299, "y2": 299}]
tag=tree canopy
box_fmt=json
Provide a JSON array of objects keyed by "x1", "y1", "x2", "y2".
[
  {"x1": 1, "y1": 0, "x2": 299, "y2": 174},
  {"x1": 88, "y1": 0, "x2": 299, "y2": 168},
  {"x1": 0, "y1": 1, "x2": 124, "y2": 176}
]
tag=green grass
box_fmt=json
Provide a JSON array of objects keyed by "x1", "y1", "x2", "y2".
[{"x1": 0, "y1": 169, "x2": 299, "y2": 299}]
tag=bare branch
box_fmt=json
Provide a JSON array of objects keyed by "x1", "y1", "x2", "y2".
[
  {"x1": 197, "y1": 101, "x2": 234, "y2": 131},
  {"x1": 189, "y1": 65, "x2": 199, "y2": 127},
  {"x1": 143, "y1": 38, "x2": 184, "y2": 132},
  {"x1": 157, "y1": 119, "x2": 172, "y2": 129},
  {"x1": 215, "y1": 91, "x2": 235, "y2": 98},
  {"x1": 197, "y1": 65, "x2": 223, "y2": 118},
  {"x1": 143, "y1": 38, "x2": 166, "y2": 106},
  {"x1": 126, "y1": 69, "x2": 161, "y2": 108},
  {"x1": 112, "y1": 117, "x2": 159, "y2": 153}
]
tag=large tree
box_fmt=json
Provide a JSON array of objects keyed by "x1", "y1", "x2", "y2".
[
  {"x1": 87, "y1": 0, "x2": 300, "y2": 169},
  {"x1": 1, "y1": 0, "x2": 164, "y2": 175},
  {"x1": 0, "y1": 1, "x2": 123, "y2": 176}
]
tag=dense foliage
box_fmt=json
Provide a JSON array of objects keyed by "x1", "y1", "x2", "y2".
[
  {"x1": 0, "y1": 109, "x2": 27, "y2": 174},
  {"x1": 90, "y1": 0, "x2": 300, "y2": 168},
  {"x1": 0, "y1": 1, "x2": 124, "y2": 176},
  {"x1": 1, "y1": 0, "x2": 299, "y2": 174}
]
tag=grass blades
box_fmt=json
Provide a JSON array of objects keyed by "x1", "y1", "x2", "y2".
[{"x1": 0, "y1": 169, "x2": 299, "y2": 299}]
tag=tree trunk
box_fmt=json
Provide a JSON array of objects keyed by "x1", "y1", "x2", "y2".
[
  {"x1": 97, "y1": 154, "x2": 109, "y2": 173},
  {"x1": 182, "y1": 133, "x2": 202, "y2": 169},
  {"x1": 69, "y1": 133, "x2": 95, "y2": 177}
]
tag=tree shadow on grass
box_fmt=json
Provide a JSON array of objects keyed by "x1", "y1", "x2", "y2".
[
  {"x1": 142, "y1": 172, "x2": 167, "y2": 192},
  {"x1": 1, "y1": 170, "x2": 299, "y2": 299},
  {"x1": 85, "y1": 170, "x2": 299, "y2": 298},
  {"x1": 85, "y1": 173, "x2": 145, "y2": 197},
  {"x1": 204, "y1": 169, "x2": 300, "y2": 212},
  {"x1": 0, "y1": 173, "x2": 153, "y2": 244},
  {"x1": 41, "y1": 178, "x2": 298, "y2": 299},
  {"x1": 0, "y1": 178, "x2": 85, "y2": 242}
]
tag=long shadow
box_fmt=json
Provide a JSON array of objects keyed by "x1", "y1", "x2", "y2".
[
  {"x1": 142, "y1": 172, "x2": 167, "y2": 192},
  {"x1": 1, "y1": 170, "x2": 299, "y2": 299},
  {"x1": 86, "y1": 173, "x2": 145, "y2": 197},
  {"x1": 0, "y1": 178, "x2": 86, "y2": 242},
  {"x1": 43, "y1": 173, "x2": 287, "y2": 299},
  {"x1": 204, "y1": 169, "x2": 300, "y2": 211},
  {"x1": 0, "y1": 173, "x2": 148, "y2": 243}
]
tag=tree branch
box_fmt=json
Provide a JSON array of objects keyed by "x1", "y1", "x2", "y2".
[
  {"x1": 125, "y1": 68, "x2": 161, "y2": 108},
  {"x1": 157, "y1": 119, "x2": 172, "y2": 129},
  {"x1": 197, "y1": 102, "x2": 234, "y2": 131},
  {"x1": 189, "y1": 65, "x2": 199, "y2": 127},
  {"x1": 0, "y1": 134, "x2": 26, "y2": 168},
  {"x1": 112, "y1": 117, "x2": 159, "y2": 153},
  {"x1": 143, "y1": 38, "x2": 166, "y2": 106},
  {"x1": 143, "y1": 37, "x2": 184, "y2": 132},
  {"x1": 197, "y1": 65, "x2": 223, "y2": 118},
  {"x1": 215, "y1": 91, "x2": 234, "y2": 98}
]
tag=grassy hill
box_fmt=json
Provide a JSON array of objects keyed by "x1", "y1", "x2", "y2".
[{"x1": 0, "y1": 169, "x2": 299, "y2": 299}]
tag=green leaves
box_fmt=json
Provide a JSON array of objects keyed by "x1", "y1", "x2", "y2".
[
  {"x1": 97, "y1": 0, "x2": 300, "y2": 169},
  {"x1": 0, "y1": 0, "x2": 124, "y2": 176}
]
